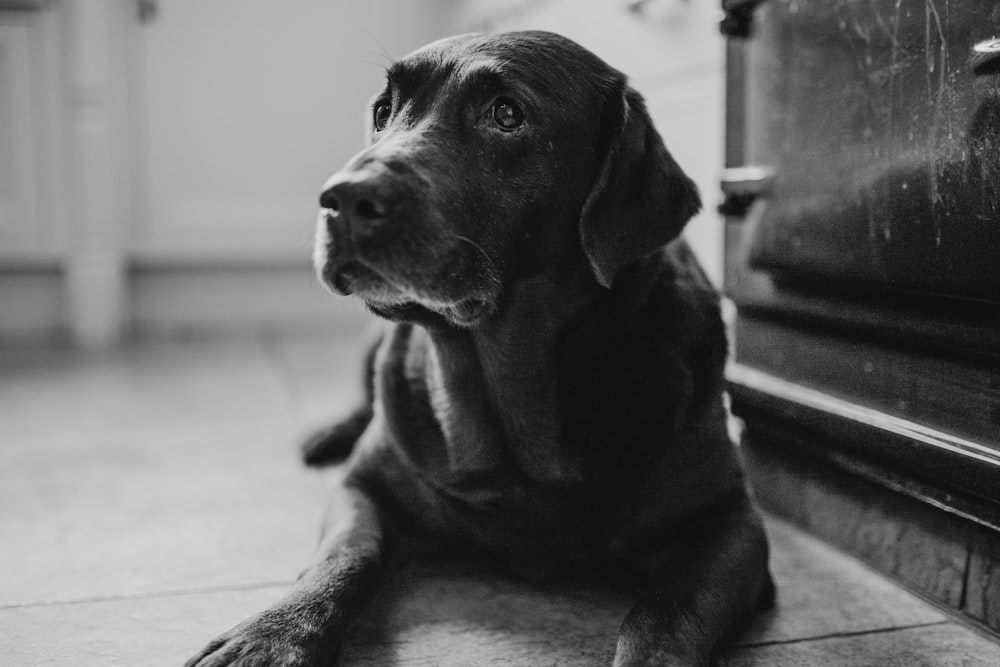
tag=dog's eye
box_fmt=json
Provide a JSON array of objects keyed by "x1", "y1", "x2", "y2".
[
  {"x1": 492, "y1": 98, "x2": 524, "y2": 131},
  {"x1": 373, "y1": 103, "x2": 392, "y2": 132}
]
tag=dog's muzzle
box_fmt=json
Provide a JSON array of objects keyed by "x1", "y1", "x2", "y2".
[
  {"x1": 315, "y1": 167, "x2": 405, "y2": 296},
  {"x1": 314, "y1": 159, "x2": 501, "y2": 327}
]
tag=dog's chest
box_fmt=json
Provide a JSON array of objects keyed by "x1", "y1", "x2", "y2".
[
  {"x1": 470, "y1": 276, "x2": 591, "y2": 483},
  {"x1": 472, "y1": 329, "x2": 571, "y2": 481},
  {"x1": 378, "y1": 281, "x2": 590, "y2": 486},
  {"x1": 424, "y1": 323, "x2": 580, "y2": 484}
]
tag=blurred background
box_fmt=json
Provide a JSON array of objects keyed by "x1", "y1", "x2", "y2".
[
  {"x1": 0, "y1": 0, "x2": 725, "y2": 349},
  {"x1": 0, "y1": 4, "x2": 730, "y2": 663}
]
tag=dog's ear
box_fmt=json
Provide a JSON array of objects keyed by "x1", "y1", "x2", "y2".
[{"x1": 580, "y1": 86, "x2": 701, "y2": 288}]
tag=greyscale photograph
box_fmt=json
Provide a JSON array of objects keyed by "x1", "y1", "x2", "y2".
[{"x1": 1, "y1": 1, "x2": 999, "y2": 665}]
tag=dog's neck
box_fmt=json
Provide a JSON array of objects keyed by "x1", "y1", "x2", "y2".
[{"x1": 425, "y1": 267, "x2": 604, "y2": 484}]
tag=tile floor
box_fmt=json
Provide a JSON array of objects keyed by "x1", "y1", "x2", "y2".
[{"x1": 2, "y1": 331, "x2": 998, "y2": 666}]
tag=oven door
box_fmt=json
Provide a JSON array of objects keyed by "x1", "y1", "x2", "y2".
[{"x1": 722, "y1": 0, "x2": 1000, "y2": 505}]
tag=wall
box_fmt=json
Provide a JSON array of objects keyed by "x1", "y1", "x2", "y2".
[
  {"x1": 125, "y1": 0, "x2": 459, "y2": 340},
  {"x1": 0, "y1": 0, "x2": 724, "y2": 346},
  {"x1": 0, "y1": 7, "x2": 67, "y2": 341},
  {"x1": 0, "y1": 0, "x2": 460, "y2": 346}
]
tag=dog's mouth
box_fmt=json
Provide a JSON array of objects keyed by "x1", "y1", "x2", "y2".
[
  {"x1": 442, "y1": 296, "x2": 494, "y2": 327},
  {"x1": 314, "y1": 205, "x2": 501, "y2": 328},
  {"x1": 321, "y1": 258, "x2": 496, "y2": 328},
  {"x1": 322, "y1": 260, "x2": 387, "y2": 297}
]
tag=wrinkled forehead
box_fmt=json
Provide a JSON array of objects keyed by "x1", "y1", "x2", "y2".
[{"x1": 387, "y1": 32, "x2": 624, "y2": 110}]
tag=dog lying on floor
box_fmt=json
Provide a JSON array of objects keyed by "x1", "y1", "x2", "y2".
[{"x1": 186, "y1": 30, "x2": 774, "y2": 667}]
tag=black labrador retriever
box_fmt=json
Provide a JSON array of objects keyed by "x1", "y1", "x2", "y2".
[{"x1": 186, "y1": 30, "x2": 774, "y2": 667}]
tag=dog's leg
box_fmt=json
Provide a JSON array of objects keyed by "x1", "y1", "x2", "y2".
[
  {"x1": 184, "y1": 481, "x2": 386, "y2": 667},
  {"x1": 301, "y1": 332, "x2": 382, "y2": 466},
  {"x1": 612, "y1": 495, "x2": 774, "y2": 667},
  {"x1": 300, "y1": 404, "x2": 373, "y2": 465}
]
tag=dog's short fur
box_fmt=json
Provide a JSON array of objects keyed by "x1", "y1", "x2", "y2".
[{"x1": 186, "y1": 31, "x2": 774, "y2": 667}]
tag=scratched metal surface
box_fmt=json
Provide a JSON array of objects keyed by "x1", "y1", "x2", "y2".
[{"x1": 742, "y1": 0, "x2": 1000, "y2": 300}]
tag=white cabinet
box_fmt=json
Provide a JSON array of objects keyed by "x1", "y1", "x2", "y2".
[
  {"x1": 0, "y1": 11, "x2": 58, "y2": 261},
  {"x1": 0, "y1": 1, "x2": 456, "y2": 345},
  {"x1": 129, "y1": 0, "x2": 451, "y2": 263}
]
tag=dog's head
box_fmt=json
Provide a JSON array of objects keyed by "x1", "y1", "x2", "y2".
[{"x1": 314, "y1": 31, "x2": 700, "y2": 327}]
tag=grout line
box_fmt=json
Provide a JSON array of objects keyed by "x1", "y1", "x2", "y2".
[
  {"x1": 0, "y1": 580, "x2": 296, "y2": 611},
  {"x1": 763, "y1": 515, "x2": 1000, "y2": 647},
  {"x1": 733, "y1": 620, "x2": 950, "y2": 649},
  {"x1": 959, "y1": 537, "x2": 974, "y2": 612}
]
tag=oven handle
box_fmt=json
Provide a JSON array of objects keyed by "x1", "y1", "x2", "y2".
[
  {"x1": 719, "y1": 166, "x2": 774, "y2": 219},
  {"x1": 972, "y1": 38, "x2": 1000, "y2": 76}
]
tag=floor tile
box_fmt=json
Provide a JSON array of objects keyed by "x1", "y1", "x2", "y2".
[
  {"x1": 722, "y1": 622, "x2": 1000, "y2": 666},
  {"x1": 0, "y1": 501, "x2": 321, "y2": 607},
  {"x1": 0, "y1": 337, "x2": 297, "y2": 467},
  {"x1": 0, "y1": 586, "x2": 288, "y2": 667},
  {"x1": 736, "y1": 518, "x2": 946, "y2": 645},
  {"x1": 269, "y1": 328, "x2": 375, "y2": 433},
  {"x1": 3, "y1": 334, "x2": 999, "y2": 666},
  {"x1": 0, "y1": 451, "x2": 317, "y2": 527},
  {"x1": 341, "y1": 565, "x2": 631, "y2": 667}
]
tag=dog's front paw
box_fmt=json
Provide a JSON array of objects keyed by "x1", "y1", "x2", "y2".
[
  {"x1": 613, "y1": 650, "x2": 708, "y2": 667},
  {"x1": 183, "y1": 607, "x2": 337, "y2": 667},
  {"x1": 613, "y1": 632, "x2": 709, "y2": 667}
]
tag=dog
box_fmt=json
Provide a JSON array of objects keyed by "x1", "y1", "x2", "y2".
[{"x1": 186, "y1": 30, "x2": 774, "y2": 667}]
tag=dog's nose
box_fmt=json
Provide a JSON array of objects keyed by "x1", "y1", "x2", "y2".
[{"x1": 319, "y1": 177, "x2": 389, "y2": 225}]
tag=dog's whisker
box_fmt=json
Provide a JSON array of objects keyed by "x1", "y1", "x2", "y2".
[
  {"x1": 361, "y1": 29, "x2": 396, "y2": 68},
  {"x1": 355, "y1": 58, "x2": 391, "y2": 70},
  {"x1": 452, "y1": 234, "x2": 488, "y2": 259},
  {"x1": 453, "y1": 234, "x2": 502, "y2": 284}
]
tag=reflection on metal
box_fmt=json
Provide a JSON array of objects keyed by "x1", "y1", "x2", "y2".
[
  {"x1": 726, "y1": 363, "x2": 1000, "y2": 470},
  {"x1": 972, "y1": 38, "x2": 1000, "y2": 76},
  {"x1": 721, "y1": 166, "x2": 775, "y2": 194},
  {"x1": 741, "y1": 0, "x2": 1000, "y2": 301}
]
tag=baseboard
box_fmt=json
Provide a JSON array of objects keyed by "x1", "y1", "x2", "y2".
[
  {"x1": 0, "y1": 264, "x2": 373, "y2": 346},
  {"x1": 741, "y1": 422, "x2": 1000, "y2": 640},
  {"x1": 0, "y1": 268, "x2": 68, "y2": 343},
  {"x1": 129, "y1": 264, "x2": 370, "y2": 338}
]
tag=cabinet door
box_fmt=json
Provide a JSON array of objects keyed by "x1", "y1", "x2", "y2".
[
  {"x1": 723, "y1": 0, "x2": 1000, "y2": 504},
  {"x1": 0, "y1": 16, "x2": 41, "y2": 257},
  {"x1": 128, "y1": 0, "x2": 443, "y2": 263}
]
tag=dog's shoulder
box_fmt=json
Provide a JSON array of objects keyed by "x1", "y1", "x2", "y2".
[
  {"x1": 641, "y1": 238, "x2": 728, "y2": 414},
  {"x1": 615, "y1": 238, "x2": 725, "y2": 370},
  {"x1": 554, "y1": 240, "x2": 727, "y2": 469}
]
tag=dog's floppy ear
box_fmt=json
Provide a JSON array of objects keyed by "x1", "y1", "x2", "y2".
[{"x1": 580, "y1": 86, "x2": 701, "y2": 288}]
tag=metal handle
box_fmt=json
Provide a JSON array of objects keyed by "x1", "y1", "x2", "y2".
[
  {"x1": 719, "y1": 166, "x2": 774, "y2": 218},
  {"x1": 720, "y1": 0, "x2": 767, "y2": 38},
  {"x1": 972, "y1": 38, "x2": 1000, "y2": 76}
]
